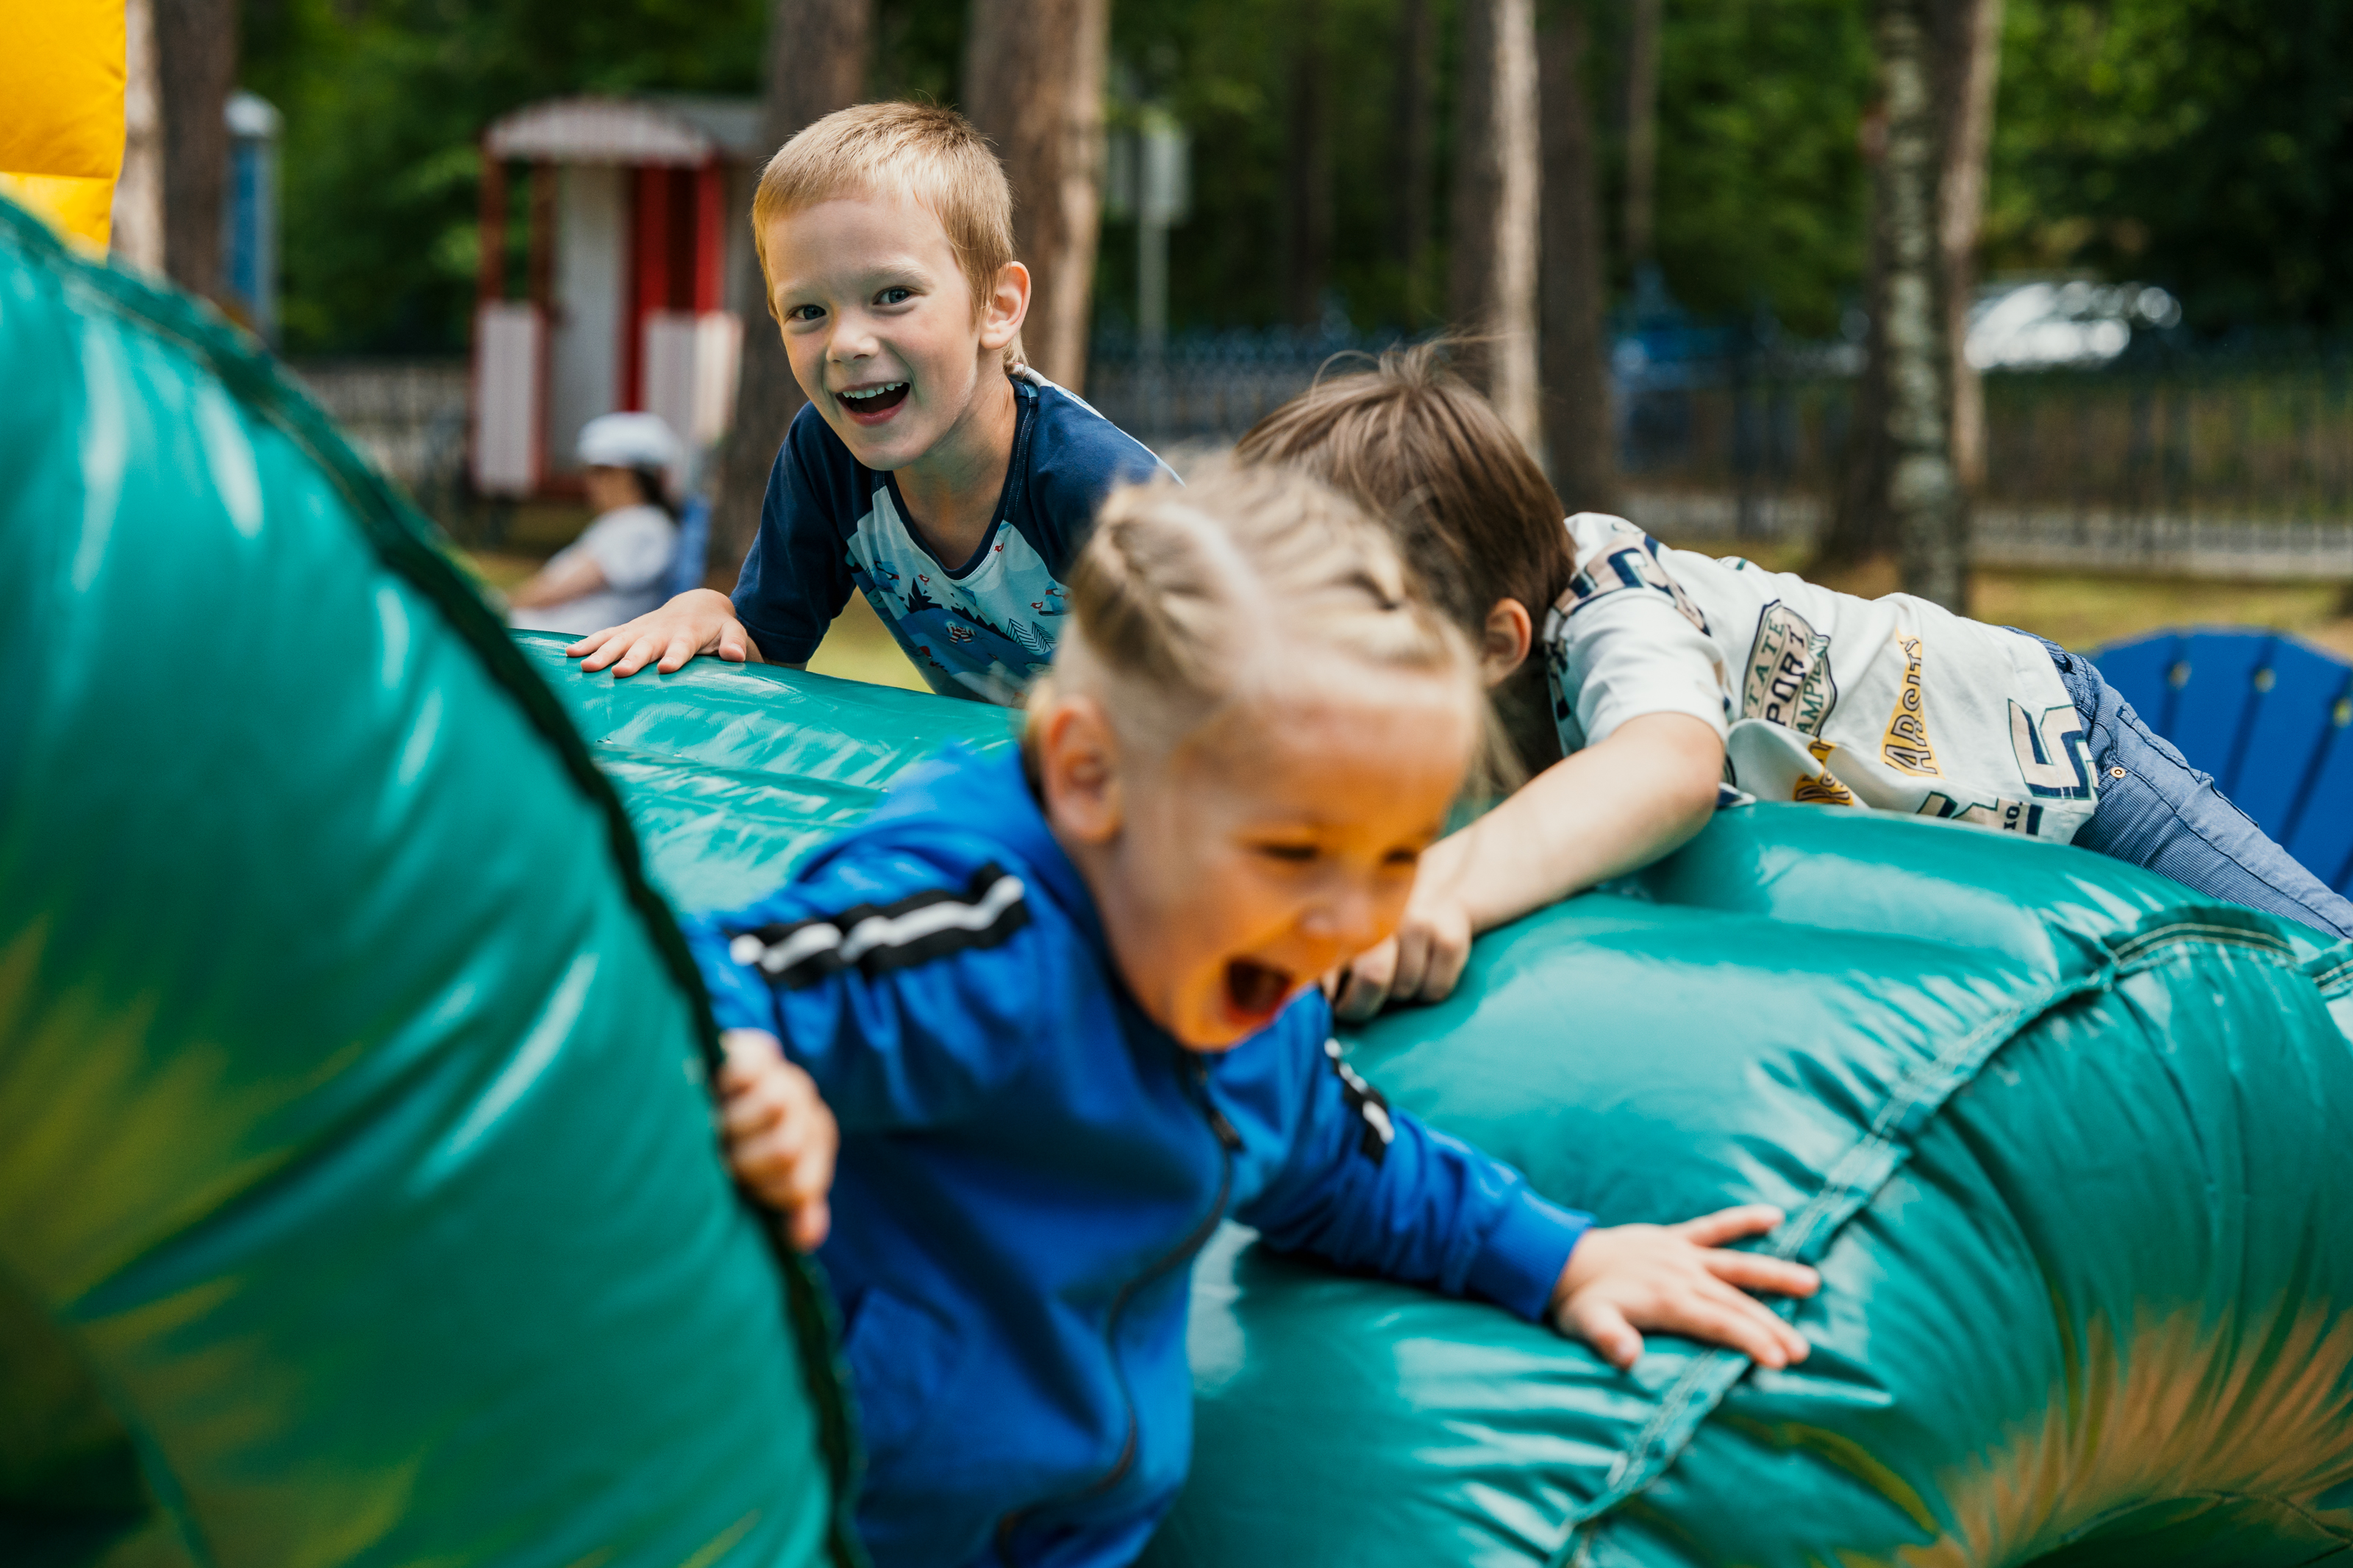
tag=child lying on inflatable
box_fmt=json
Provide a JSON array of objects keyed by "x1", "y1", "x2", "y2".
[
  {"x1": 1229, "y1": 346, "x2": 2353, "y2": 1018},
  {"x1": 691, "y1": 466, "x2": 1818, "y2": 1568}
]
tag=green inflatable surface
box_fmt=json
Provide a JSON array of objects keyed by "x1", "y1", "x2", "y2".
[
  {"x1": 521, "y1": 648, "x2": 2353, "y2": 1560},
  {"x1": 0, "y1": 202, "x2": 853, "y2": 1567},
  {"x1": 9, "y1": 187, "x2": 2353, "y2": 1568}
]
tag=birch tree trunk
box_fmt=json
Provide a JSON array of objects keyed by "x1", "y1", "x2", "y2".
[
  {"x1": 1449, "y1": 0, "x2": 1544, "y2": 457},
  {"x1": 1937, "y1": 0, "x2": 2004, "y2": 491},
  {"x1": 963, "y1": 0, "x2": 1109, "y2": 391},
  {"x1": 152, "y1": 0, "x2": 237, "y2": 299},
  {"x1": 110, "y1": 0, "x2": 166, "y2": 274},
  {"x1": 707, "y1": 0, "x2": 873, "y2": 587},
  {"x1": 1539, "y1": 0, "x2": 1618, "y2": 512},
  {"x1": 1874, "y1": 0, "x2": 1968, "y2": 609}
]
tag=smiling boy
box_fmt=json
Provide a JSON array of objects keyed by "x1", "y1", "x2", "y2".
[{"x1": 568, "y1": 103, "x2": 1166, "y2": 702}]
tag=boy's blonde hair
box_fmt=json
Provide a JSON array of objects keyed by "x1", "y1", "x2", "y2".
[
  {"x1": 751, "y1": 101, "x2": 1026, "y2": 370},
  {"x1": 1038, "y1": 463, "x2": 1507, "y2": 788}
]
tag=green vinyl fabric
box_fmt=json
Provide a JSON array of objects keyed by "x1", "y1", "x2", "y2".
[
  {"x1": 1140, "y1": 812, "x2": 2353, "y2": 1567},
  {"x1": 7, "y1": 185, "x2": 2353, "y2": 1568},
  {"x1": 0, "y1": 199, "x2": 854, "y2": 1568},
  {"x1": 525, "y1": 636, "x2": 2353, "y2": 1559}
]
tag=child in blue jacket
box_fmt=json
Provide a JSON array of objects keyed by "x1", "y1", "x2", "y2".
[{"x1": 693, "y1": 464, "x2": 1819, "y2": 1568}]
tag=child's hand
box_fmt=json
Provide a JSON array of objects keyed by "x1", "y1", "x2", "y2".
[
  {"x1": 1549, "y1": 1204, "x2": 1818, "y2": 1371},
  {"x1": 1331, "y1": 895, "x2": 1474, "y2": 1020},
  {"x1": 718, "y1": 1028, "x2": 838, "y2": 1250},
  {"x1": 568, "y1": 588, "x2": 765, "y2": 676}
]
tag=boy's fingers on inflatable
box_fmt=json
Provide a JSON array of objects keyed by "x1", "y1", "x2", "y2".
[
  {"x1": 1332, "y1": 939, "x2": 1398, "y2": 1022},
  {"x1": 565, "y1": 624, "x2": 622, "y2": 657},
  {"x1": 573, "y1": 623, "x2": 640, "y2": 670},
  {"x1": 654, "y1": 632, "x2": 703, "y2": 673},
  {"x1": 1701, "y1": 1247, "x2": 1819, "y2": 1299},
  {"x1": 1389, "y1": 928, "x2": 1432, "y2": 1000},
  {"x1": 1671, "y1": 1203, "x2": 1785, "y2": 1247},
  {"x1": 1419, "y1": 923, "x2": 1471, "y2": 1001}
]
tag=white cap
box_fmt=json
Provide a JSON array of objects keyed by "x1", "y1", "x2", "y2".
[{"x1": 576, "y1": 412, "x2": 684, "y2": 471}]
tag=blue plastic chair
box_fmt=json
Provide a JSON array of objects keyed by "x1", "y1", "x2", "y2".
[{"x1": 2092, "y1": 627, "x2": 2353, "y2": 895}]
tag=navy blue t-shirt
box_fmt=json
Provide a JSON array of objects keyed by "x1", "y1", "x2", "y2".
[{"x1": 732, "y1": 368, "x2": 1167, "y2": 703}]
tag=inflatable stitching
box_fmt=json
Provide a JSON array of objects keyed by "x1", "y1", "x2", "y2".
[{"x1": 1556, "y1": 959, "x2": 2122, "y2": 1559}]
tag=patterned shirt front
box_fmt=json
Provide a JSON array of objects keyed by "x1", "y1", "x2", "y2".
[{"x1": 732, "y1": 368, "x2": 1168, "y2": 704}]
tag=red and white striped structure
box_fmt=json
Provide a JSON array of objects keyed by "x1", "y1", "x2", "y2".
[{"x1": 471, "y1": 96, "x2": 762, "y2": 499}]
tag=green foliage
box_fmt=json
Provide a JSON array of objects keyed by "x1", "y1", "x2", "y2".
[
  {"x1": 1992, "y1": 0, "x2": 2353, "y2": 334},
  {"x1": 240, "y1": 0, "x2": 2353, "y2": 355},
  {"x1": 241, "y1": 0, "x2": 766, "y2": 354},
  {"x1": 1647, "y1": 0, "x2": 1873, "y2": 337}
]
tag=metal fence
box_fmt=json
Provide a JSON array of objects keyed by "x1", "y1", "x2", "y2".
[{"x1": 288, "y1": 357, "x2": 470, "y2": 518}]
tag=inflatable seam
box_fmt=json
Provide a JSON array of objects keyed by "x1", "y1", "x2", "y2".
[
  {"x1": 1556, "y1": 959, "x2": 2119, "y2": 1562},
  {"x1": 0, "y1": 198, "x2": 868, "y2": 1568}
]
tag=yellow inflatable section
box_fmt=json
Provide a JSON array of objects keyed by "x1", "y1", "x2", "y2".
[{"x1": 0, "y1": 0, "x2": 126, "y2": 250}]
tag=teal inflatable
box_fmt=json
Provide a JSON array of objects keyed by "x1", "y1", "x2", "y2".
[
  {"x1": 524, "y1": 682, "x2": 2353, "y2": 1560},
  {"x1": 520, "y1": 664, "x2": 2353, "y2": 1561},
  {"x1": 10, "y1": 187, "x2": 2353, "y2": 1568},
  {"x1": 0, "y1": 201, "x2": 854, "y2": 1567}
]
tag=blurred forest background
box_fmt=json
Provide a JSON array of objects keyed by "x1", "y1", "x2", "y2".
[
  {"x1": 237, "y1": 0, "x2": 2352, "y2": 355},
  {"x1": 93, "y1": 0, "x2": 2352, "y2": 656}
]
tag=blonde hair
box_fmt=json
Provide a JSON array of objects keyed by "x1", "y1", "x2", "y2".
[
  {"x1": 1036, "y1": 462, "x2": 1510, "y2": 790},
  {"x1": 751, "y1": 101, "x2": 1026, "y2": 370}
]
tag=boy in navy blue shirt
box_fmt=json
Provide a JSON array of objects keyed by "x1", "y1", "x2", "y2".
[
  {"x1": 568, "y1": 101, "x2": 1164, "y2": 702},
  {"x1": 701, "y1": 468, "x2": 1821, "y2": 1568}
]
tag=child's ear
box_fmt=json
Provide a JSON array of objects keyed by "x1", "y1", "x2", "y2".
[
  {"x1": 979, "y1": 261, "x2": 1032, "y2": 354},
  {"x1": 1035, "y1": 695, "x2": 1122, "y2": 843},
  {"x1": 1479, "y1": 598, "x2": 1534, "y2": 687}
]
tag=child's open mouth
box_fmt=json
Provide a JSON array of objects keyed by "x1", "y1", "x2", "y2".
[
  {"x1": 1221, "y1": 957, "x2": 1295, "y2": 1029},
  {"x1": 838, "y1": 381, "x2": 910, "y2": 422}
]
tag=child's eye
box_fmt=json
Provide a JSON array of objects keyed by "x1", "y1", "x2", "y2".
[
  {"x1": 785, "y1": 304, "x2": 825, "y2": 323},
  {"x1": 876, "y1": 286, "x2": 914, "y2": 306},
  {"x1": 1382, "y1": 846, "x2": 1425, "y2": 870},
  {"x1": 1254, "y1": 842, "x2": 1321, "y2": 865}
]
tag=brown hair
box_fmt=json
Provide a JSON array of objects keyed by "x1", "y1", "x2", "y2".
[
  {"x1": 1234, "y1": 342, "x2": 1571, "y2": 636},
  {"x1": 751, "y1": 101, "x2": 1025, "y2": 370},
  {"x1": 1038, "y1": 462, "x2": 1494, "y2": 782},
  {"x1": 1234, "y1": 342, "x2": 1573, "y2": 770}
]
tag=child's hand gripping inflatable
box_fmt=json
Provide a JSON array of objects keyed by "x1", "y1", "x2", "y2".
[
  {"x1": 721, "y1": 1028, "x2": 840, "y2": 1250},
  {"x1": 1549, "y1": 1203, "x2": 1817, "y2": 1371},
  {"x1": 570, "y1": 587, "x2": 769, "y2": 676}
]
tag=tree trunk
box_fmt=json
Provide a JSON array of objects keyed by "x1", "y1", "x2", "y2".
[
  {"x1": 1936, "y1": 0, "x2": 2003, "y2": 491},
  {"x1": 1816, "y1": 104, "x2": 1893, "y2": 570},
  {"x1": 152, "y1": 0, "x2": 238, "y2": 299},
  {"x1": 110, "y1": 0, "x2": 167, "y2": 274},
  {"x1": 1874, "y1": 0, "x2": 1967, "y2": 609},
  {"x1": 1621, "y1": 0, "x2": 1663, "y2": 269},
  {"x1": 963, "y1": 0, "x2": 1109, "y2": 391},
  {"x1": 1284, "y1": 0, "x2": 1332, "y2": 328},
  {"x1": 1538, "y1": 1, "x2": 1618, "y2": 513},
  {"x1": 1449, "y1": 0, "x2": 1544, "y2": 457},
  {"x1": 1394, "y1": 0, "x2": 1438, "y2": 321},
  {"x1": 706, "y1": 0, "x2": 873, "y2": 589}
]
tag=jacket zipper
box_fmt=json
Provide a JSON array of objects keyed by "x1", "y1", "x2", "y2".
[{"x1": 995, "y1": 1061, "x2": 1242, "y2": 1565}]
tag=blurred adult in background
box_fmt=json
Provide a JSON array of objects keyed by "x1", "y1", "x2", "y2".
[{"x1": 509, "y1": 413, "x2": 683, "y2": 637}]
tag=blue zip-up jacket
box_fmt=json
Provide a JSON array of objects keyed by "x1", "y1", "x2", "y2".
[{"x1": 687, "y1": 748, "x2": 1591, "y2": 1568}]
